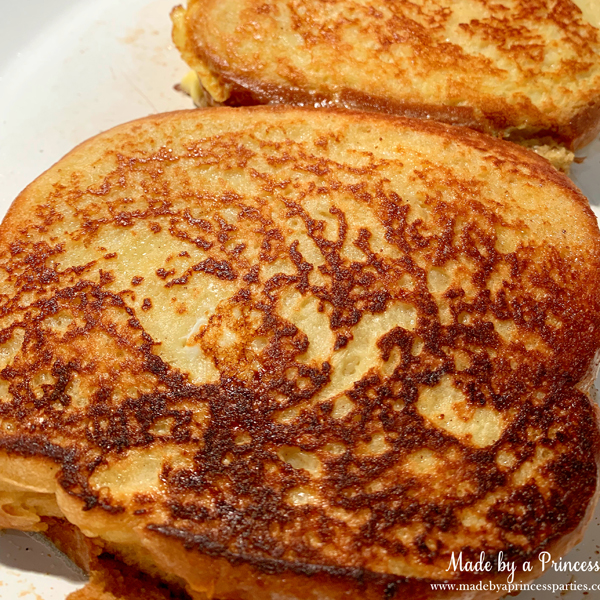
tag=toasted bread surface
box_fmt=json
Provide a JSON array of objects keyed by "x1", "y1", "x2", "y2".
[
  {"x1": 0, "y1": 108, "x2": 600, "y2": 599},
  {"x1": 172, "y1": 0, "x2": 600, "y2": 150}
]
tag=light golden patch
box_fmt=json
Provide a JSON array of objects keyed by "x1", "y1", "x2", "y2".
[
  {"x1": 277, "y1": 447, "x2": 322, "y2": 474},
  {"x1": 417, "y1": 376, "x2": 504, "y2": 447},
  {"x1": 286, "y1": 486, "x2": 319, "y2": 506},
  {"x1": 331, "y1": 395, "x2": 355, "y2": 419},
  {"x1": 404, "y1": 449, "x2": 441, "y2": 475}
]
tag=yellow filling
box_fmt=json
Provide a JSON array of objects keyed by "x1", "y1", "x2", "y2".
[{"x1": 180, "y1": 70, "x2": 209, "y2": 108}]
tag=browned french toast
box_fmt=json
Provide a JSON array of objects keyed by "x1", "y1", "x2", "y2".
[
  {"x1": 0, "y1": 107, "x2": 599, "y2": 599},
  {"x1": 172, "y1": 0, "x2": 600, "y2": 170}
]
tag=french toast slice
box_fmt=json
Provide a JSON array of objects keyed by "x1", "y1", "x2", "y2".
[
  {"x1": 171, "y1": 0, "x2": 600, "y2": 166},
  {"x1": 0, "y1": 107, "x2": 599, "y2": 599}
]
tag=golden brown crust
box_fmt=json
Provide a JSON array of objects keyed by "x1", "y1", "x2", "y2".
[
  {"x1": 172, "y1": 0, "x2": 600, "y2": 149},
  {"x1": 0, "y1": 107, "x2": 599, "y2": 600}
]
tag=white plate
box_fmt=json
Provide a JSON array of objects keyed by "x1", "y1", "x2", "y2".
[{"x1": 0, "y1": 2, "x2": 599, "y2": 599}]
